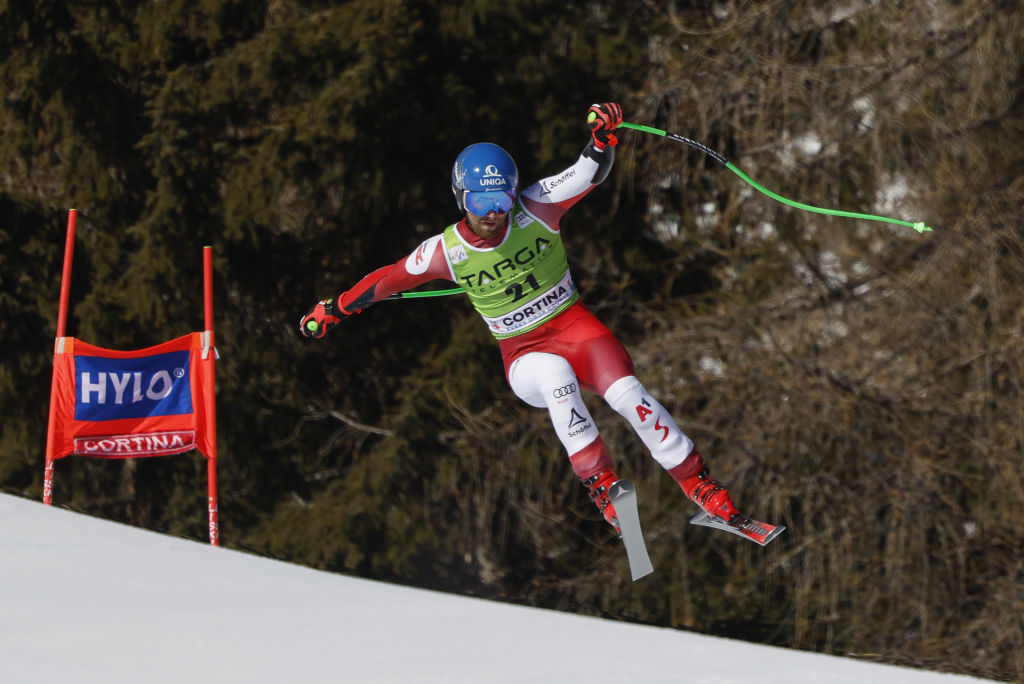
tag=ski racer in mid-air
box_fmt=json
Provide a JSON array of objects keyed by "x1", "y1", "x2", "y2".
[{"x1": 301, "y1": 102, "x2": 748, "y2": 537}]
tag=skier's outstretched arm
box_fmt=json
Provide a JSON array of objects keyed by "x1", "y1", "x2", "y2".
[
  {"x1": 520, "y1": 102, "x2": 622, "y2": 227},
  {"x1": 299, "y1": 234, "x2": 453, "y2": 338}
]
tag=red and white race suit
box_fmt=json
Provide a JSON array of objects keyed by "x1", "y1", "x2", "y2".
[{"x1": 334, "y1": 146, "x2": 700, "y2": 481}]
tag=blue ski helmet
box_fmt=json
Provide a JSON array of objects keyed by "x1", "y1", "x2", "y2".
[{"x1": 451, "y1": 143, "x2": 519, "y2": 213}]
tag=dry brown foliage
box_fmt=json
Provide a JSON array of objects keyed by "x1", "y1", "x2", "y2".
[{"x1": 584, "y1": 0, "x2": 1024, "y2": 678}]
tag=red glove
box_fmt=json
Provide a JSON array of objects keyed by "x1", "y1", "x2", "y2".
[
  {"x1": 299, "y1": 297, "x2": 350, "y2": 339},
  {"x1": 587, "y1": 102, "x2": 623, "y2": 151}
]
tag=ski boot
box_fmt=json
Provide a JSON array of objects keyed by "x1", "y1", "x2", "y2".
[
  {"x1": 581, "y1": 470, "x2": 621, "y2": 534},
  {"x1": 680, "y1": 466, "x2": 742, "y2": 525},
  {"x1": 669, "y1": 450, "x2": 742, "y2": 524}
]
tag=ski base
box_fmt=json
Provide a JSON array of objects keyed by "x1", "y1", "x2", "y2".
[
  {"x1": 608, "y1": 480, "x2": 654, "y2": 581},
  {"x1": 689, "y1": 511, "x2": 785, "y2": 546}
]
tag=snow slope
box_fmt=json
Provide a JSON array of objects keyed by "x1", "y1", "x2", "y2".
[{"x1": 0, "y1": 493, "x2": 996, "y2": 684}]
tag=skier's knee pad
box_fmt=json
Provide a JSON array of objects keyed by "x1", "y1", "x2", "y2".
[
  {"x1": 508, "y1": 352, "x2": 600, "y2": 455},
  {"x1": 509, "y1": 352, "x2": 576, "y2": 407},
  {"x1": 603, "y1": 375, "x2": 693, "y2": 469}
]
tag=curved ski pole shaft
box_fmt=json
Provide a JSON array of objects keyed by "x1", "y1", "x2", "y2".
[
  {"x1": 384, "y1": 287, "x2": 464, "y2": 301},
  {"x1": 617, "y1": 121, "x2": 932, "y2": 234},
  {"x1": 724, "y1": 163, "x2": 930, "y2": 233}
]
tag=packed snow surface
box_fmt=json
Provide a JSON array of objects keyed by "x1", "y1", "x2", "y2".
[{"x1": 0, "y1": 494, "x2": 997, "y2": 684}]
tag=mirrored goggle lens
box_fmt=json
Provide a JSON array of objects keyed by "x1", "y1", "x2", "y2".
[{"x1": 464, "y1": 190, "x2": 515, "y2": 215}]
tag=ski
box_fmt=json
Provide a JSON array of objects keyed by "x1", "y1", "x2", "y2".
[
  {"x1": 609, "y1": 480, "x2": 654, "y2": 581},
  {"x1": 689, "y1": 511, "x2": 785, "y2": 546}
]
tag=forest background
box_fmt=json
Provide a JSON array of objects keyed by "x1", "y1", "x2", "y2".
[{"x1": 2, "y1": 1, "x2": 1022, "y2": 680}]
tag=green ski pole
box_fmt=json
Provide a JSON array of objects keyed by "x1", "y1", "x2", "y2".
[{"x1": 614, "y1": 120, "x2": 932, "y2": 234}]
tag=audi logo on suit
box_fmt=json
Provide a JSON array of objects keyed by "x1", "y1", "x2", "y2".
[{"x1": 552, "y1": 384, "x2": 577, "y2": 398}]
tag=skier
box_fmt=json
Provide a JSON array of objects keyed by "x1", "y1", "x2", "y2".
[{"x1": 300, "y1": 102, "x2": 742, "y2": 534}]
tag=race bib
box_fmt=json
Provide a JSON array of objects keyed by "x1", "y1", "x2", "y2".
[{"x1": 480, "y1": 271, "x2": 575, "y2": 336}]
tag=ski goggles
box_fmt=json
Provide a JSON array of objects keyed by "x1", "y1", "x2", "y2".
[{"x1": 463, "y1": 189, "x2": 516, "y2": 215}]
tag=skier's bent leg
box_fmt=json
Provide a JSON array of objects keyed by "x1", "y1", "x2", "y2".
[
  {"x1": 602, "y1": 375, "x2": 693, "y2": 468},
  {"x1": 603, "y1": 375, "x2": 740, "y2": 523},
  {"x1": 509, "y1": 352, "x2": 600, "y2": 454},
  {"x1": 508, "y1": 352, "x2": 620, "y2": 530}
]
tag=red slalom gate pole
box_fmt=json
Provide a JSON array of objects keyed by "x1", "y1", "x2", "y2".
[
  {"x1": 43, "y1": 209, "x2": 78, "y2": 505},
  {"x1": 55, "y1": 210, "x2": 77, "y2": 339},
  {"x1": 203, "y1": 246, "x2": 220, "y2": 546}
]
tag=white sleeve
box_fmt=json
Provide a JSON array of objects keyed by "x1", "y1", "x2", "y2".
[{"x1": 521, "y1": 153, "x2": 602, "y2": 205}]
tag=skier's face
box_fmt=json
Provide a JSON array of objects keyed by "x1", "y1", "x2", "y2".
[
  {"x1": 465, "y1": 207, "x2": 509, "y2": 239},
  {"x1": 462, "y1": 189, "x2": 514, "y2": 238}
]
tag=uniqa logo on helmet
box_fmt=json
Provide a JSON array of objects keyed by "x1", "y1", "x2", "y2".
[{"x1": 479, "y1": 164, "x2": 508, "y2": 188}]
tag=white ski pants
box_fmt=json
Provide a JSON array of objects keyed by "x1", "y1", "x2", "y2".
[{"x1": 507, "y1": 352, "x2": 694, "y2": 469}]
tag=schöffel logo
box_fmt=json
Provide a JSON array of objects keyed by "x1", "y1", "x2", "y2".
[
  {"x1": 74, "y1": 350, "x2": 193, "y2": 421},
  {"x1": 567, "y1": 407, "x2": 591, "y2": 439},
  {"x1": 552, "y1": 383, "x2": 577, "y2": 399},
  {"x1": 540, "y1": 167, "x2": 577, "y2": 195}
]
